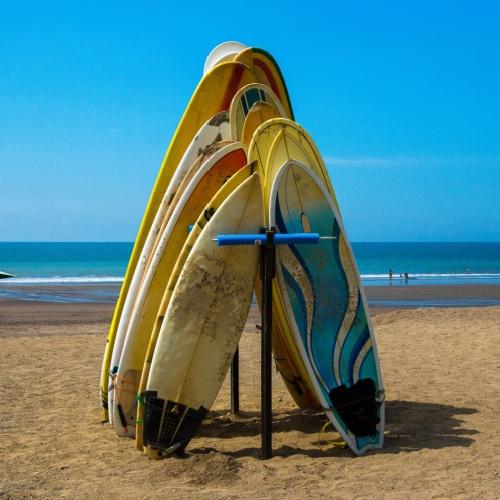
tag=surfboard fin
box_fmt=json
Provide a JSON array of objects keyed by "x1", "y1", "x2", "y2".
[
  {"x1": 329, "y1": 378, "x2": 380, "y2": 437},
  {"x1": 143, "y1": 391, "x2": 208, "y2": 457}
]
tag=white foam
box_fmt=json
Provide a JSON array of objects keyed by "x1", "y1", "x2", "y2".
[
  {"x1": 0, "y1": 276, "x2": 124, "y2": 285},
  {"x1": 2, "y1": 272, "x2": 500, "y2": 286},
  {"x1": 361, "y1": 273, "x2": 500, "y2": 281}
]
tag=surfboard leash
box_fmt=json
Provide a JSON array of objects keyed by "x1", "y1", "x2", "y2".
[{"x1": 316, "y1": 421, "x2": 347, "y2": 452}]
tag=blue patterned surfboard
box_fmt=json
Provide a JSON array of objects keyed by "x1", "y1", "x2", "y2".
[{"x1": 269, "y1": 160, "x2": 385, "y2": 455}]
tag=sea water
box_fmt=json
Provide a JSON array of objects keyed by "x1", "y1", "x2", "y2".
[
  {"x1": 1, "y1": 242, "x2": 500, "y2": 303},
  {"x1": 0, "y1": 243, "x2": 129, "y2": 303},
  {"x1": 354, "y1": 242, "x2": 500, "y2": 286},
  {"x1": 0, "y1": 242, "x2": 129, "y2": 283}
]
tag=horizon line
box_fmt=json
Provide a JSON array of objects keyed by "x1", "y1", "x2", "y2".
[{"x1": 1, "y1": 241, "x2": 500, "y2": 245}]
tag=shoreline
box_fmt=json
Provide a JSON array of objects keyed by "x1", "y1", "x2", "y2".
[{"x1": 1, "y1": 282, "x2": 500, "y2": 308}]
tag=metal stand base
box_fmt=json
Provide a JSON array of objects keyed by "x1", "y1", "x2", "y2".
[
  {"x1": 230, "y1": 347, "x2": 239, "y2": 414},
  {"x1": 260, "y1": 229, "x2": 275, "y2": 459},
  {"x1": 230, "y1": 228, "x2": 276, "y2": 459}
]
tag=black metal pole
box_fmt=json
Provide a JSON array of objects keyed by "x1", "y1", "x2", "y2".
[
  {"x1": 230, "y1": 347, "x2": 239, "y2": 414},
  {"x1": 261, "y1": 228, "x2": 275, "y2": 459}
]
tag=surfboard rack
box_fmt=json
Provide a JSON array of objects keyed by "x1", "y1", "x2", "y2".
[{"x1": 214, "y1": 228, "x2": 324, "y2": 459}]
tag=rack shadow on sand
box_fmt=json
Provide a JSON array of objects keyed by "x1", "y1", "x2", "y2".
[{"x1": 191, "y1": 400, "x2": 478, "y2": 458}]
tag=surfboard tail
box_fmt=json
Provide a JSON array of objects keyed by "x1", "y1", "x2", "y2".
[{"x1": 142, "y1": 391, "x2": 208, "y2": 458}]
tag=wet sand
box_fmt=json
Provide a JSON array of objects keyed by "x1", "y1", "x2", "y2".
[
  {"x1": 2, "y1": 283, "x2": 500, "y2": 307},
  {"x1": 367, "y1": 283, "x2": 500, "y2": 302},
  {"x1": 0, "y1": 295, "x2": 499, "y2": 498}
]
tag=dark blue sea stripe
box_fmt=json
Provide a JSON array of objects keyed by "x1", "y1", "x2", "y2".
[
  {"x1": 280, "y1": 240, "x2": 317, "y2": 362},
  {"x1": 347, "y1": 326, "x2": 371, "y2": 384},
  {"x1": 275, "y1": 194, "x2": 287, "y2": 235},
  {"x1": 276, "y1": 194, "x2": 322, "y2": 379},
  {"x1": 240, "y1": 88, "x2": 270, "y2": 120},
  {"x1": 358, "y1": 346, "x2": 376, "y2": 387},
  {"x1": 241, "y1": 95, "x2": 249, "y2": 116},
  {"x1": 281, "y1": 265, "x2": 309, "y2": 347},
  {"x1": 245, "y1": 88, "x2": 262, "y2": 110},
  {"x1": 337, "y1": 293, "x2": 369, "y2": 386},
  {"x1": 327, "y1": 219, "x2": 350, "y2": 385},
  {"x1": 276, "y1": 196, "x2": 311, "y2": 345},
  {"x1": 277, "y1": 187, "x2": 351, "y2": 392}
]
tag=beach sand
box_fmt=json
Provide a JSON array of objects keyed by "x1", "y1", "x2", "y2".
[{"x1": 0, "y1": 296, "x2": 499, "y2": 498}]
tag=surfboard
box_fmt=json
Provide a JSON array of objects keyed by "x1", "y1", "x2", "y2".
[
  {"x1": 269, "y1": 160, "x2": 384, "y2": 455},
  {"x1": 142, "y1": 173, "x2": 263, "y2": 458},
  {"x1": 204, "y1": 41, "x2": 247, "y2": 74},
  {"x1": 229, "y1": 83, "x2": 287, "y2": 142},
  {"x1": 100, "y1": 60, "x2": 264, "y2": 418},
  {"x1": 135, "y1": 163, "x2": 257, "y2": 450},
  {"x1": 111, "y1": 143, "x2": 247, "y2": 436},
  {"x1": 0, "y1": 272, "x2": 14, "y2": 279},
  {"x1": 108, "y1": 140, "x2": 231, "y2": 426},
  {"x1": 247, "y1": 118, "x2": 339, "y2": 409},
  {"x1": 233, "y1": 48, "x2": 294, "y2": 121},
  {"x1": 241, "y1": 102, "x2": 282, "y2": 147},
  {"x1": 203, "y1": 42, "x2": 294, "y2": 125},
  {"x1": 145, "y1": 139, "x2": 233, "y2": 276},
  {"x1": 249, "y1": 118, "x2": 334, "y2": 201}
]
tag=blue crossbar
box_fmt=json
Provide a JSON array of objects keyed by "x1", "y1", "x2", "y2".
[{"x1": 215, "y1": 232, "x2": 320, "y2": 246}]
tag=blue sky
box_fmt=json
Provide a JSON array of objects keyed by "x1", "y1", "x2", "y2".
[{"x1": 1, "y1": 1, "x2": 499, "y2": 241}]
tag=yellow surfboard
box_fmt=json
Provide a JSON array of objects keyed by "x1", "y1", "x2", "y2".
[
  {"x1": 241, "y1": 102, "x2": 282, "y2": 146},
  {"x1": 202, "y1": 44, "x2": 293, "y2": 120},
  {"x1": 248, "y1": 119, "x2": 336, "y2": 409},
  {"x1": 249, "y1": 118, "x2": 334, "y2": 200},
  {"x1": 135, "y1": 163, "x2": 257, "y2": 450},
  {"x1": 233, "y1": 48, "x2": 294, "y2": 121},
  {"x1": 100, "y1": 58, "x2": 291, "y2": 418}
]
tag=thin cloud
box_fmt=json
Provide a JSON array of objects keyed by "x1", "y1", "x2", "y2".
[
  {"x1": 324, "y1": 155, "x2": 500, "y2": 168},
  {"x1": 325, "y1": 156, "x2": 397, "y2": 167}
]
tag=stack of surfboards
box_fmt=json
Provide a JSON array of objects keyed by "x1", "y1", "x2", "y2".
[{"x1": 100, "y1": 42, "x2": 385, "y2": 458}]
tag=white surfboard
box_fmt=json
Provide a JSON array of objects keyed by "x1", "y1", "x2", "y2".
[
  {"x1": 142, "y1": 173, "x2": 263, "y2": 457},
  {"x1": 203, "y1": 41, "x2": 247, "y2": 75}
]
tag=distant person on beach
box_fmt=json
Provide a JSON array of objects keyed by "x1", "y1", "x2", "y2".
[
  {"x1": 389, "y1": 268, "x2": 393, "y2": 281},
  {"x1": 404, "y1": 272, "x2": 409, "y2": 283}
]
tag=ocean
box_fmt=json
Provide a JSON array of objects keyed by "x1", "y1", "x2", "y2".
[{"x1": 1, "y1": 242, "x2": 500, "y2": 304}]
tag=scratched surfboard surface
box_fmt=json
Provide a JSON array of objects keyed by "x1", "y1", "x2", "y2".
[
  {"x1": 111, "y1": 143, "x2": 247, "y2": 437},
  {"x1": 142, "y1": 173, "x2": 263, "y2": 457},
  {"x1": 270, "y1": 160, "x2": 385, "y2": 455}
]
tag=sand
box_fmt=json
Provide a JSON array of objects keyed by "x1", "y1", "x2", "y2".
[
  {"x1": 2, "y1": 283, "x2": 500, "y2": 307},
  {"x1": 0, "y1": 297, "x2": 499, "y2": 498}
]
